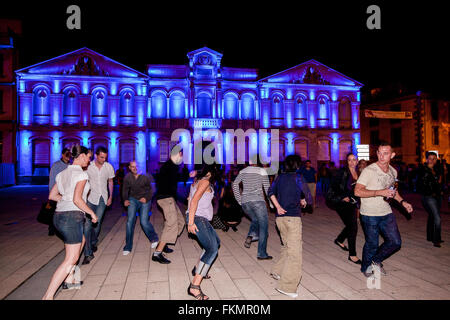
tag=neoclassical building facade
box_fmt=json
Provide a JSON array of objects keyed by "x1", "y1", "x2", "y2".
[{"x1": 15, "y1": 47, "x2": 362, "y2": 183}]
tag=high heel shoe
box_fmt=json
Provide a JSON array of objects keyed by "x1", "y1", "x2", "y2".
[
  {"x1": 192, "y1": 266, "x2": 211, "y2": 279},
  {"x1": 187, "y1": 283, "x2": 209, "y2": 300},
  {"x1": 348, "y1": 256, "x2": 362, "y2": 264}
]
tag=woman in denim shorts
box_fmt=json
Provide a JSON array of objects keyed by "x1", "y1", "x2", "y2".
[
  {"x1": 186, "y1": 164, "x2": 220, "y2": 300},
  {"x1": 42, "y1": 145, "x2": 98, "y2": 300}
]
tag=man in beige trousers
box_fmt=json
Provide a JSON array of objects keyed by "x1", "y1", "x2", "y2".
[{"x1": 152, "y1": 146, "x2": 185, "y2": 264}]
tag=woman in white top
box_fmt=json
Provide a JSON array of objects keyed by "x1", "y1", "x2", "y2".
[{"x1": 42, "y1": 145, "x2": 98, "y2": 300}]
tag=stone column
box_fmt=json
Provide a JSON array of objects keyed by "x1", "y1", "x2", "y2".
[
  {"x1": 284, "y1": 99, "x2": 294, "y2": 128},
  {"x1": 352, "y1": 102, "x2": 360, "y2": 129},
  {"x1": 108, "y1": 95, "x2": 119, "y2": 127},
  {"x1": 135, "y1": 96, "x2": 147, "y2": 127},
  {"x1": 50, "y1": 94, "x2": 63, "y2": 126},
  {"x1": 330, "y1": 101, "x2": 339, "y2": 129},
  {"x1": 18, "y1": 93, "x2": 33, "y2": 126},
  {"x1": 79, "y1": 95, "x2": 91, "y2": 127},
  {"x1": 307, "y1": 100, "x2": 317, "y2": 128}
]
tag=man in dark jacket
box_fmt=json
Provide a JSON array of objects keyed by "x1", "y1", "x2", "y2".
[
  {"x1": 152, "y1": 146, "x2": 185, "y2": 264},
  {"x1": 122, "y1": 161, "x2": 159, "y2": 255}
]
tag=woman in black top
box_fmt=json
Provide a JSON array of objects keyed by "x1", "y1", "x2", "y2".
[
  {"x1": 417, "y1": 152, "x2": 443, "y2": 247},
  {"x1": 327, "y1": 153, "x2": 361, "y2": 264},
  {"x1": 217, "y1": 182, "x2": 243, "y2": 231}
]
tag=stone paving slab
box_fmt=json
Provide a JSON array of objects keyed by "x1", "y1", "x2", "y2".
[{"x1": 1, "y1": 185, "x2": 449, "y2": 300}]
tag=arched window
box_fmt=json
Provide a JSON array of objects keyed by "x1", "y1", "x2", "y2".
[
  {"x1": 270, "y1": 94, "x2": 284, "y2": 127},
  {"x1": 33, "y1": 87, "x2": 50, "y2": 124},
  {"x1": 317, "y1": 96, "x2": 330, "y2": 127},
  {"x1": 91, "y1": 89, "x2": 108, "y2": 125},
  {"x1": 338, "y1": 97, "x2": 352, "y2": 128},
  {"x1": 197, "y1": 92, "x2": 212, "y2": 118},
  {"x1": 151, "y1": 91, "x2": 167, "y2": 118},
  {"x1": 294, "y1": 139, "x2": 308, "y2": 160},
  {"x1": 317, "y1": 139, "x2": 331, "y2": 161},
  {"x1": 120, "y1": 90, "x2": 135, "y2": 125},
  {"x1": 33, "y1": 139, "x2": 50, "y2": 176},
  {"x1": 63, "y1": 88, "x2": 80, "y2": 124},
  {"x1": 339, "y1": 140, "x2": 353, "y2": 167},
  {"x1": 294, "y1": 95, "x2": 307, "y2": 127},
  {"x1": 120, "y1": 139, "x2": 135, "y2": 168},
  {"x1": 241, "y1": 94, "x2": 255, "y2": 120},
  {"x1": 91, "y1": 138, "x2": 109, "y2": 155},
  {"x1": 169, "y1": 92, "x2": 185, "y2": 118},
  {"x1": 223, "y1": 93, "x2": 238, "y2": 119}
]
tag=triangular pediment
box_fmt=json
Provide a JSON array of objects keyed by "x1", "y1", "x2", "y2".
[
  {"x1": 187, "y1": 47, "x2": 223, "y2": 67},
  {"x1": 259, "y1": 59, "x2": 363, "y2": 87},
  {"x1": 15, "y1": 48, "x2": 148, "y2": 78}
]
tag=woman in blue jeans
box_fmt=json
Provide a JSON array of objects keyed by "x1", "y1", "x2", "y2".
[{"x1": 187, "y1": 164, "x2": 220, "y2": 300}]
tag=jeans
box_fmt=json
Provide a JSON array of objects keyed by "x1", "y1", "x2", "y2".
[
  {"x1": 84, "y1": 197, "x2": 107, "y2": 257},
  {"x1": 360, "y1": 213, "x2": 402, "y2": 272},
  {"x1": 242, "y1": 201, "x2": 269, "y2": 258},
  {"x1": 422, "y1": 196, "x2": 442, "y2": 243},
  {"x1": 124, "y1": 197, "x2": 159, "y2": 252},
  {"x1": 335, "y1": 202, "x2": 358, "y2": 257},
  {"x1": 189, "y1": 215, "x2": 220, "y2": 277}
]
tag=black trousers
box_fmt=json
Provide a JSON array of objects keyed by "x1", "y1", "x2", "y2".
[{"x1": 335, "y1": 202, "x2": 358, "y2": 257}]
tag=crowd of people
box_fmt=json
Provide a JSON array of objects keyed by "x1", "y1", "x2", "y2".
[{"x1": 41, "y1": 141, "x2": 446, "y2": 300}]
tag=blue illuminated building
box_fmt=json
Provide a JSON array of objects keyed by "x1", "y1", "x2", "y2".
[{"x1": 15, "y1": 47, "x2": 362, "y2": 182}]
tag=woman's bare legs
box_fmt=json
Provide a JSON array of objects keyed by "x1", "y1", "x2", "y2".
[{"x1": 42, "y1": 242, "x2": 82, "y2": 300}]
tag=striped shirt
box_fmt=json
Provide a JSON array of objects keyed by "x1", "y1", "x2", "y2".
[{"x1": 232, "y1": 166, "x2": 270, "y2": 205}]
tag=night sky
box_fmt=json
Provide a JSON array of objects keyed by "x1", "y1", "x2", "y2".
[{"x1": 3, "y1": 1, "x2": 449, "y2": 97}]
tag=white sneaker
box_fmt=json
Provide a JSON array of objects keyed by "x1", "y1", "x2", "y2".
[
  {"x1": 151, "y1": 242, "x2": 158, "y2": 249},
  {"x1": 276, "y1": 288, "x2": 298, "y2": 298},
  {"x1": 123, "y1": 250, "x2": 131, "y2": 256}
]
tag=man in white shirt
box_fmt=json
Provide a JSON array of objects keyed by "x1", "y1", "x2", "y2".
[
  {"x1": 355, "y1": 142, "x2": 413, "y2": 277},
  {"x1": 82, "y1": 146, "x2": 115, "y2": 265}
]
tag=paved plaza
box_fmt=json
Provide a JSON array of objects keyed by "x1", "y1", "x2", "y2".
[{"x1": 1, "y1": 185, "x2": 450, "y2": 300}]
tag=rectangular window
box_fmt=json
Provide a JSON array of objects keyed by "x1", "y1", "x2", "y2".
[
  {"x1": 120, "y1": 140, "x2": 135, "y2": 166},
  {"x1": 159, "y1": 140, "x2": 168, "y2": 162},
  {"x1": 391, "y1": 127, "x2": 402, "y2": 147},
  {"x1": 294, "y1": 140, "x2": 308, "y2": 160},
  {"x1": 432, "y1": 126, "x2": 439, "y2": 145},
  {"x1": 431, "y1": 101, "x2": 439, "y2": 121},
  {"x1": 370, "y1": 130, "x2": 379, "y2": 146}
]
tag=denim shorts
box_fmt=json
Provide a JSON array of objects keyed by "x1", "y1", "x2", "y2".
[{"x1": 53, "y1": 211, "x2": 85, "y2": 244}]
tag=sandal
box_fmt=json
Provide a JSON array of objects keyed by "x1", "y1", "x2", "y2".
[
  {"x1": 192, "y1": 266, "x2": 211, "y2": 279},
  {"x1": 62, "y1": 281, "x2": 83, "y2": 290},
  {"x1": 187, "y1": 283, "x2": 209, "y2": 300}
]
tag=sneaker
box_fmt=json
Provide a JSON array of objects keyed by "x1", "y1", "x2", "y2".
[
  {"x1": 371, "y1": 261, "x2": 387, "y2": 276},
  {"x1": 151, "y1": 241, "x2": 158, "y2": 249},
  {"x1": 244, "y1": 236, "x2": 252, "y2": 248},
  {"x1": 276, "y1": 288, "x2": 298, "y2": 298},
  {"x1": 363, "y1": 265, "x2": 373, "y2": 277},
  {"x1": 123, "y1": 250, "x2": 131, "y2": 256},
  {"x1": 270, "y1": 273, "x2": 281, "y2": 280}
]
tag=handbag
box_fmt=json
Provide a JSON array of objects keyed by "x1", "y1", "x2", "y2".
[{"x1": 37, "y1": 200, "x2": 56, "y2": 225}]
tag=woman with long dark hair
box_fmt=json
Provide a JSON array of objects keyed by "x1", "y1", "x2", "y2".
[
  {"x1": 417, "y1": 151, "x2": 443, "y2": 247},
  {"x1": 186, "y1": 164, "x2": 220, "y2": 300},
  {"x1": 327, "y1": 153, "x2": 361, "y2": 264},
  {"x1": 43, "y1": 145, "x2": 98, "y2": 299}
]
